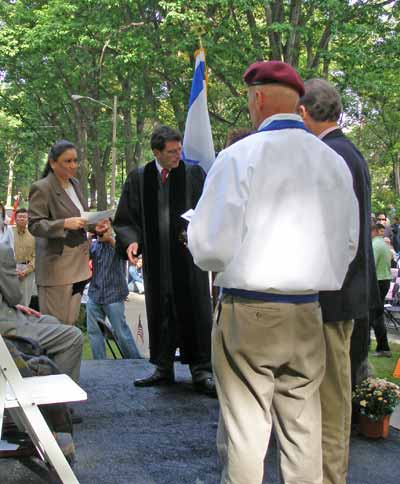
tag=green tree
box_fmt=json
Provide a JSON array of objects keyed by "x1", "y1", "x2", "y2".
[{"x1": 0, "y1": 0, "x2": 399, "y2": 207}]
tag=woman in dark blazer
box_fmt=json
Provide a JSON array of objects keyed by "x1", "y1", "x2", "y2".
[{"x1": 28, "y1": 140, "x2": 105, "y2": 325}]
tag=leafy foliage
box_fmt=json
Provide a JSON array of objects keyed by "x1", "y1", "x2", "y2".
[{"x1": 0, "y1": 1, "x2": 399, "y2": 208}]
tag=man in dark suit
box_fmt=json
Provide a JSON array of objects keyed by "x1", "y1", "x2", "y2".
[
  {"x1": 114, "y1": 125, "x2": 215, "y2": 396},
  {"x1": 299, "y1": 79, "x2": 380, "y2": 484}
]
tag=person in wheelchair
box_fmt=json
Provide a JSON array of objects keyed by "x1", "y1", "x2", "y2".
[{"x1": 0, "y1": 244, "x2": 83, "y2": 383}]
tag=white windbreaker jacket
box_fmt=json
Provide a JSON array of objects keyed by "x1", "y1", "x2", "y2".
[{"x1": 188, "y1": 114, "x2": 359, "y2": 293}]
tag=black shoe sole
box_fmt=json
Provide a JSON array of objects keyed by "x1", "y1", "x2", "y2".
[
  {"x1": 134, "y1": 379, "x2": 175, "y2": 387},
  {"x1": 193, "y1": 383, "x2": 217, "y2": 398}
]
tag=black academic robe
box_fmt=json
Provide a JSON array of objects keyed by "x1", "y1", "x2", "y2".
[
  {"x1": 114, "y1": 160, "x2": 212, "y2": 365},
  {"x1": 319, "y1": 128, "x2": 380, "y2": 322}
]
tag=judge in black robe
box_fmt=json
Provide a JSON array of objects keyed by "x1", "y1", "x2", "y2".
[{"x1": 113, "y1": 125, "x2": 215, "y2": 396}]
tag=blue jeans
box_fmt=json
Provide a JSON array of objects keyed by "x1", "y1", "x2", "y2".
[{"x1": 86, "y1": 299, "x2": 142, "y2": 359}]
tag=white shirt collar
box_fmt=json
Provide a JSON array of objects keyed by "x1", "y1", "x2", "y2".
[
  {"x1": 155, "y1": 158, "x2": 163, "y2": 174},
  {"x1": 318, "y1": 126, "x2": 339, "y2": 140},
  {"x1": 258, "y1": 113, "x2": 303, "y2": 131}
]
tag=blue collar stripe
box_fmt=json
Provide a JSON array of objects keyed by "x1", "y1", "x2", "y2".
[
  {"x1": 258, "y1": 119, "x2": 310, "y2": 133},
  {"x1": 223, "y1": 288, "x2": 318, "y2": 304}
]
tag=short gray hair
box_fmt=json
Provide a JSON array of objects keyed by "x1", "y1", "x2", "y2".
[{"x1": 299, "y1": 79, "x2": 342, "y2": 122}]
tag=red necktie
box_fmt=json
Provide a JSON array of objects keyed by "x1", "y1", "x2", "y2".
[{"x1": 161, "y1": 168, "x2": 169, "y2": 185}]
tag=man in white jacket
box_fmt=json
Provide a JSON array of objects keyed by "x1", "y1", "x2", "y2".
[{"x1": 188, "y1": 61, "x2": 359, "y2": 484}]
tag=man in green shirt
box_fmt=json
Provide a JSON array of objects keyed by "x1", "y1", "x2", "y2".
[{"x1": 370, "y1": 223, "x2": 392, "y2": 356}]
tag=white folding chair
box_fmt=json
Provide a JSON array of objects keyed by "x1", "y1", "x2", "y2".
[{"x1": 0, "y1": 334, "x2": 87, "y2": 483}]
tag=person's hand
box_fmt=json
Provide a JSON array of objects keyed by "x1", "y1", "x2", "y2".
[
  {"x1": 130, "y1": 256, "x2": 139, "y2": 266},
  {"x1": 64, "y1": 217, "x2": 87, "y2": 230},
  {"x1": 16, "y1": 304, "x2": 41, "y2": 318},
  {"x1": 99, "y1": 227, "x2": 114, "y2": 245},
  {"x1": 95, "y1": 219, "x2": 109, "y2": 235},
  {"x1": 16, "y1": 269, "x2": 26, "y2": 280},
  {"x1": 127, "y1": 242, "x2": 139, "y2": 264}
]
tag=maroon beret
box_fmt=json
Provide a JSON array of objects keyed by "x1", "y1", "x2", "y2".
[{"x1": 243, "y1": 60, "x2": 305, "y2": 97}]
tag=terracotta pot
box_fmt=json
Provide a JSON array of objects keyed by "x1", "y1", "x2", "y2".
[{"x1": 359, "y1": 414, "x2": 390, "y2": 439}]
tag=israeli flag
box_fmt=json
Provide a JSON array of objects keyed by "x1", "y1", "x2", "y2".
[{"x1": 182, "y1": 48, "x2": 215, "y2": 173}]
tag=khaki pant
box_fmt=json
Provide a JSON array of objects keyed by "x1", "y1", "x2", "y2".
[
  {"x1": 320, "y1": 320, "x2": 354, "y2": 484},
  {"x1": 15, "y1": 313, "x2": 83, "y2": 382},
  {"x1": 213, "y1": 296, "x2": 326, "y2": 484},
  {"x1": 38, "y1": 285, "x2": 82, "y2": 325},
  {"x1": 18, "y1": 271, "x2": 35, "y2": 306}
]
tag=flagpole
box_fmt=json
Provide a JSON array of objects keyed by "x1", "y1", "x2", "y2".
[
  {"x1": 193, "y1": 25, "x2": 207, "y2": 86},
  {"x1": 193, "y1": 24, "x2": 206, "y2": 51}
]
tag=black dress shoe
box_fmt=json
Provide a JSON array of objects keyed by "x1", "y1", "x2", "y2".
[
  {"x1": 69, "y1": 408, "x2": 83, "y2": 424},
  {"x1": 71, "y1": 413, "x2": 83, "y2": 425},
  {"x1": 193, "y1": 377, "x2": 217, "y2": 397},
  {"x1": 134, "y1": 369, "x2": 175, "y2": 387}
]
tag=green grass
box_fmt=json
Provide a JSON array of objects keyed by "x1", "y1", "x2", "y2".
[
  {"x1": 82, "y1": 333, "x2": 123, "y2": 360},
  {"x1": 369, "y1": 341, "x2": 400, "y2": 383},
  {"x1": 82, "y1": 334, "x2": 93, "y2": 360}
]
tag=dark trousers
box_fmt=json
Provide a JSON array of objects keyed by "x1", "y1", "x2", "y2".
[
  {"x1": 369, "y1": 279, "x2": 391, "y2": 352},
  {"x1": 157, "y1": 294, "x2": 211, "y2": 382},
  {"x1": 157, "y1": 294, "x2": 179, "y2": 371},
  {"x1": 350, "y1": 316, "x2": 370, "y2": 390}
]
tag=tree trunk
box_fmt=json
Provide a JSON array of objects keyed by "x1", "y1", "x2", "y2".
[
  {"x1": 264, "y1": 1, "x2": 284, "y2": 60},
  {"x1": 77, "y1": 123, "x2": 89, "y2": 205},
  {"x1": 167, "y1": 82, "x2": 185, "y2": 133},
  {"x1": 284, "y1": 0, "x2": 302, "y2": 66},
  {"x1": 71, "y1": 104, "x2": 89, "y2": 204},
  {"x1": 6, "y1": 153, "x2": 16, "y2": 208},
  {"x1": 92, "y1": 142, "x2": 107, "y2": 210},
  {"x1": 393, "y1": 159, "x2": 400, "y2": 196},
  {"x1": 87, "y1": 117, "x2": 108, "y2": 210},
  {"x1": 132, "y1": 76, "x2": 146, "y2": 172},
  {"x1": 133, "y1": 113, "x2": 145, "y2": 171},
  {"x1": 119, "y1": 74, "x2": 135, "y2": 175},
  {"x1": 110, "y1": 95, "x2": 118, "y2": 208},
  {"x1": 89, "y1": 174, "x2": 96, "y2": 209},
  {"x1": 34, "y1": 147, "x2": 40, "y2": 182}
]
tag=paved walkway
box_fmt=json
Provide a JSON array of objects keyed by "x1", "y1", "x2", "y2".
[{"x1": 1, "y1": 358, "x2": 399, "y2": 484}]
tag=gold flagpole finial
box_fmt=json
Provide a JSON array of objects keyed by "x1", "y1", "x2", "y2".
[{"x1": 193, "y1": 25, "x2": 206, "y2": 50}]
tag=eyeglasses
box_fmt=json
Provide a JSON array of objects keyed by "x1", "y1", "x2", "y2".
[{"x1": 165, "y1": 149, "x2": 181, "y2": 156}]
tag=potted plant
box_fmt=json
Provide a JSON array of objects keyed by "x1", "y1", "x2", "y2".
[{"x1": 352, "y1": 377, "x2": 400, "y2": 438}]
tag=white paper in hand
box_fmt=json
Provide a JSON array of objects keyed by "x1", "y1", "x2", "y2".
[
  {"x1": 81, "y1": 209, "x2": 116, "y2": 225},
  {"x1": 181, "y1": 209, "x2": 194, "y2": 223}
]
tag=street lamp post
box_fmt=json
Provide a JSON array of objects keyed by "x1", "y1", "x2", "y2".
[
  {"x1": 110, "y1": 95, "x2": 118, "y2": 209},
  {"x1": 71, "y1": 94, "x2": 118, "y2": 208}
]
